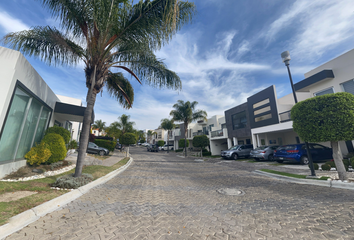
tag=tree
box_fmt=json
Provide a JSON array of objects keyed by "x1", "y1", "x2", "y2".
[
  {"x1": 157, "y1": 140, "x2": 165, "y2": 147},
  {"x1": 291, "y1": 92, "x2": 354, "y2": 181},
  {"x1": 193, "y1": 135, "x2": 209, "y2": 157},
  {"x1": 2, "y1": 0, "x2": 196, "y2": 177},
  {"x1": 120, "y1": 132, "x2": 137, "y2": 157},
  {"x1": 92, "y1": 119, "x2": 106, "y2": 135},
  {"x1": 170, "y1": 100, "x2": 207, "y2": 157},
  {"x1": 117, "y1": 114, "x2": 135, "y2": 135},
  {"x1": 160, "y1": 118, "x2": 175, "y2": 153},
  {"x1": 147, "y1": 130, "x2": 157, "y2": 143},
  {"x1": 178, "y1": 139, "x2": 189, "y2": 149}
]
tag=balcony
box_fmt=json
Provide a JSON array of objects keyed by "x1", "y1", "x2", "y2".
[
  {"x1": 279, "y1": 110, "x2": 291, "y2": 122},
  {"x1": 197, "y1": 120, "x2": 207, "y2": 125},
  {"x1": 192, "y1": 131, "x2": 209, "y2": 137},
  {"x1": 211, "y1": 129, "x2": 223, "y2": 138}
]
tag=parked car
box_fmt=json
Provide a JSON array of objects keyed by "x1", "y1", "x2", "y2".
[
  {"x1": 221, "y1": 144, "x2": 253, "y2": 160},
  {"x1": 87, "y1": 142, "x2": 110, "y2": 156},
  {"x1": 273, "y1": 143, "x2": 333, "y2": 165},
  {"x1": 141, "y1": 143, "x2": 149, "y2": 146},
  {"x1": 160, "y1": 144, "x2": 174, "y2": 151},
  {"x1": 115, "y1": 143, "x2": 125, "y2": 151},
  {"x1": 250, "y1": 146, "x2": 279, "y2": 161},
  {"x1": 147, "y1": 144, "x2": 159, "y2": 152}
]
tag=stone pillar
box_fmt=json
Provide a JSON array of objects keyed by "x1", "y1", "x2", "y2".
[
  {"x1": 256, "y1": 134, "x2": 260, "y2": 147},
  {"x1": 227, "y1": 138, "x2": 233, "y2": 149},
  {"x1": 251, "y1": 134, "x2": 257, "y2": 149}
]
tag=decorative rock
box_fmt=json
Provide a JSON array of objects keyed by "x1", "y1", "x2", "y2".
[{"x1": 32, "y1": 169, "x2": 44, "y2": 174}]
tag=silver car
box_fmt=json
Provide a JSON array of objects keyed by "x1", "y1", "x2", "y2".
[
  {"x1": 250, "y1": 146, "x2": 278, "y2": 161},
  {"x1": 221, "y1": 144, "x2": 253, "y2": 160}
]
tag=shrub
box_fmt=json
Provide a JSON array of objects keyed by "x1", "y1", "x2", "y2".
[
  {"x1": 45, "y1": 126, "x2": 71, "y2": 144},
  {"x1": 25, "y1": 142, "x2": 52, "y2": 166},
  {"x1": 94, "y1": 139, "x2": 116, "y2": 152},
  {"x1": 321, "y1": 164, "x2": 331, "y2": 171},
  {"x1": 120, "y1": 133, "x2": 138, "y2": 145},
  {"x1": 325, "y1": 161, "x2": 335, "y2": 168},
  {"x1": 309, "y1": 163, "x2": 319, "y2": 170},
  {"x1": 68, "y1": 140, "x2": 78, "y2": 150},
  {"x1": 51, "y1": 173, "x2": 93, "y2": 189},
  {"x1": 345, "y1": 152, "x2": 354, "y2": 159},
  {"x1": 193, "y1": 135, "x2": 209, "y2": 149},
  {"x1": 50, "y1": 160, "x2": 72, "y2": 171},
  {"x1": 203, "y1": 152, "x2": 212, "y2": 156},
  {"x1": 351, "y1": 159, "x2": 354, "y2": 168},
  {"x1": 157, "y1": 140, "x2": 165, "y2": 147},
  {"x1": 178, "y1": 139, "x2": 189, "y2": 149},
  {"x1": 175, "y1": 149, "x2": 183, "y2": 152},
  {"x1": 140, "y1": 139, "x2": 145, "y2": 144},
  {"x1": 41, "y1": 133, "x2": 67, "y2": 164}
]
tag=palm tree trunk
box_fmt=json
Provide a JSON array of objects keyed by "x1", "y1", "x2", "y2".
[
  {"x1": 331, "y1": 141, "x2": 347, "y2": 181},
  {"x1": 184, "y1": 124, "x2": 188, "y2": 157},
  {"x1": 74, "y1": 90, "x2": 97, "y2": 177},
  {"x1": 167, "y1": 130, "x2": 170, "y2": 153}
]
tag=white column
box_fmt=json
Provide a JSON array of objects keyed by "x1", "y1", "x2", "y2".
[
  {"x1": 227, "y1": 138, "x2": 232, "y2": 149},
  {"x1": 256, "y1": 134, "x2": 260, "y2": 147},
  {"x1": 251, "y1": 134, "x2": 257, "y2": 149},
  {"x1": 233, "y1": 137, "x2": 238, "y2": 146}
]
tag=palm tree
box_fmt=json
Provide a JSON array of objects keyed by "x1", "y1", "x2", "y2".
[
  {"x1": 105, "y1": 121, "x2": 122, "y2": 140},
  {"x1": 147, "y1": 130, "x2": 157, "y2": 144},
  {"x1": 170, "y1": 100, "x2": 207, "y2": 157},
  {"x1": 2, "y1": 0, "x2": 196, "y2": 177},
  {"x1": 117, "y1": 114, "x2": 135, "y2": 135},
  {"x1": 160, "y1": 118, "x2": 175, "y2": 153},
  {"x1": 92, "y1": 119, "x2": 106, "y2": 135}
]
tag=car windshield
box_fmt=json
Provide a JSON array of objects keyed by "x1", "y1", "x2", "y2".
[
  {"x1": 228, "y1": 146, "x2": 239, "y2": 150},
  {"x1": 255, "y1": 146, "x2": 268, "y2": 150}
]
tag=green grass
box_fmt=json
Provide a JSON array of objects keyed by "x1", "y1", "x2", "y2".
[
  {"x1": 260, "y1": 169, "x2": 330, "y2": 180},
  {"x1": 203, "y1": 155, "x2": 221, "y2": 158},
  {"x1": 0, "y1": 157, "x2": 130, "y2": 226}
]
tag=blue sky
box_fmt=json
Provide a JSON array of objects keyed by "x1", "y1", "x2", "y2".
[{"x1": 1, "y1": 0, "x2": 354, "y2": 130}]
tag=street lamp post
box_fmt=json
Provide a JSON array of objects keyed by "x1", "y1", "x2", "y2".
[{"x1": 281, "y1": 51, "x2": 316, "y2": 177}]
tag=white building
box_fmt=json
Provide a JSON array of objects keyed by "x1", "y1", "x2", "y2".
[{"x1": 0, "y1": 47, "x2": 90, "y2": 179}]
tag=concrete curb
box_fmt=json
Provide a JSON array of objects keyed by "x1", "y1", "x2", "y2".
[
  {"x1": 253, "y1": 170, "x2": 354, "y2": 190},
  {"x1": 0, "y1": 157, "x2": 133, "y2": 240}
]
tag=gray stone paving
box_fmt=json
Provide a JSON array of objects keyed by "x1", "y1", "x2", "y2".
[{"x1": 6, "y1": 147, "x2": 354, "y2": 239}]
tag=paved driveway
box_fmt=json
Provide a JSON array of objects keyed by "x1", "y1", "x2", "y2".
[{"x1": 6, "y1": 147, "x2": 354, "y2": 239}]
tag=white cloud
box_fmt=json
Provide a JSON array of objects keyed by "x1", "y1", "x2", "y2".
[
  {"x1": 0, "y1": 11, "x2": 29, "y2": 33},
  {"x1": 264, "y1": 0, "x2": 354, "y2": 62}
]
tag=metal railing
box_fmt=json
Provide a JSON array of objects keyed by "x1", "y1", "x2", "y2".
[
  {"x1": 192, "y1": 131, "x2": 209, "y2": 137},
  {"x1": 211, "y1": 129, "x2": 223, "y2": 138}
]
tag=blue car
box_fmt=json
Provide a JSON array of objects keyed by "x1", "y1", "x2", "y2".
[{"x1": 273, "y1": 143, "x2": 333, "y2": 165}]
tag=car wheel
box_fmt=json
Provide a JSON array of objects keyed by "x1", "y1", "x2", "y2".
[
  {"x1": 232, "y1": 153, "x2": 238, "y2": 160},
  {"x1": 268, "y1": 154, "x2": 274, "y2": 161},
  {"x1": 276, "y1": 160, "x2": 284, "y2": 163},
  {"x1": 98, "y1": 150, "x2": 105, "y2": 156},
  {"x1": 301, "y1": 156, "x2": 309, "y2": 165}
]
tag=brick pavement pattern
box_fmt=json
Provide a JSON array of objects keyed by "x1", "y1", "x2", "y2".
[{"x1": 6, "y1": 147, "x2": 354, "y2": 239}]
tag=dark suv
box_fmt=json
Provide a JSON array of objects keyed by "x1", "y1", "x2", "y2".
[
  {"x1": 273, "y1": 143, "x2": 332, "y2": 164},
  {"x1": 147, "y1": 144, "x2": 159, "y2": 152},
  {"x1": 221, "y1": 144, "x2": 253, "y2": 160}
]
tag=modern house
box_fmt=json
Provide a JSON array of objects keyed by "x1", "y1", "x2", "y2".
[{"x1": 0, "y1": 47, "x2": 91, "y2": 179}]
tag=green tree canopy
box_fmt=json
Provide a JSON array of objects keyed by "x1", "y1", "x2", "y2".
[
  {"x1": 170, "y1": 100, "x2": 207, "y2": 156},
  {"x1": 120, "y1": 133, "x2": 137, "y2": 145},
  {"x1": 92, "y1": 120, "x2": 106, "y2": 134},
  {"x1": 2, "y1": 0, "x2": 196, "y2": 177},
  {"x1": 157, "y1": 140, "x2": 165, "y2": 147},
  {"x1": 193, "y1": 135, "x2": 209, "y2": 148},
  {"x1": 291, "y1": 92, "x2": 354, "y2": 180},
  {"x1": 178, "y1": 138, "x2": 189, "y2": 149}
]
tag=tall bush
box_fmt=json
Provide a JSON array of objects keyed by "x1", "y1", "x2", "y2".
[
  {"x1": 193, "y1": 134, "x2": 209, "y2": 157},
  {"x1": 120, "y1": 133, "x2": 138, "y2": 157},
  {"x1": 41, "y1": 133, "x2": 67, "y2": 164},
  {"x1": 179, "y1": 139, "x2": 189, "y2": 149},
  {"x1": 94, "y1": 139, "x2": 116, "y2": 152},
  {"x1": 25, "y1": 142, "x2": 52, "y2": 166},
  {"x1": 291, "y1": 92, "x2": 354, "y2": 180},
  {"x1": 45, "y1": 125, "x2": 71, "y2": 144},
  {"x1": 157, "y1": 140, "x2": 165, "y2": 147}
]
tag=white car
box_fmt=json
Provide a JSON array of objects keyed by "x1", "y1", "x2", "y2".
[{"x1": 160, "y1": 144, "x2": 174, "y2": 151}]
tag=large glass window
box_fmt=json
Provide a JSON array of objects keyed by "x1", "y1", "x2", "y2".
[
  {"x1": 314, "y1": 88, "x2": 334, "y2": 96},
  {"x1": 341, "y1": 80, "x2": 354, "y2": 95},
  {"x1": 0, "y1": 86, "x2": 51, "y2": 163},
  {"x1": 232, "y1": 111, "x2": 247, "y2": 130}
]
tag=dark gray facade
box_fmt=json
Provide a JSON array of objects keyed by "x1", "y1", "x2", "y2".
[
  {"x1": 224, "y1": 102, "x2": 251, "y2": 139},
  {"x1": 247, "y1": 85, "x2": 279, "y2": 129}
]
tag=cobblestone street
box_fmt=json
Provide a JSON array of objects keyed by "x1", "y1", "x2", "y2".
[{"x1": 6, "y1": 147, "x2": 354, "y2": 240}]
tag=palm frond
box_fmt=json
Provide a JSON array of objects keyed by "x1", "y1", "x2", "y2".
[
  {"x1": 106, "y1": 72, "x2": 134, "y2": 109},
  {"x1": 2, "y1": 26, "x2": 83, "y2": 66}
]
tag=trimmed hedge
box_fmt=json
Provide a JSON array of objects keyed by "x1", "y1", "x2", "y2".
[
  {"x1": 193, "y1": 135, "x2": 209, "y2": 148},
  {"x1": 45, "y1": 126, "x2": 71, "y2": 144},
  {"x1": 120, "y1": 133, "x2": 137, "y2": 145},
  {"x1": 68, "y1": 140, "x2": 78, "y2": 150},
  {"x1": 178, "y1": 139, "x2": 189, "y2": 149},
  {"x1": 308, "y1": 163, "x2": 319, "y2": 170},
  {"x1": 203, "y1": 152, "x2": 212, "y2": 156},
  {"x1": 157, "y1": 140, "x2": 165, "y2": 147},
  {"x1": 321, "y1": 164, "x2": 331, "y2": 171},
  {"x1": 41, "y1": 133, "x2": 67, "y2": 164},
  {"x1": 94, "y1": 139, "x2": 116, "y2": 152}
]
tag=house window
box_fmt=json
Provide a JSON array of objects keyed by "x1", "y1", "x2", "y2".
[
  {"x1": 221, "y1": 123, "x2": 226, "y2": 129},
  {"x1": 208, "y1": 124, "x2": 214, "y2": 131},
  {"x1": 255, "y1": 113, "x2": 272, "y2": 122},
  {"x1": 341, "y1": 80, "x2": 354, "y2": 95},
  {"x1": 0, "y1": 86, "x2": 51, "y2": 163},
  {"x1": 314, "y1": 87, "x2": 334, "y2": 96},
  {"x1": 232, "y1": 111, "x2": 247, "y2": 130}
]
